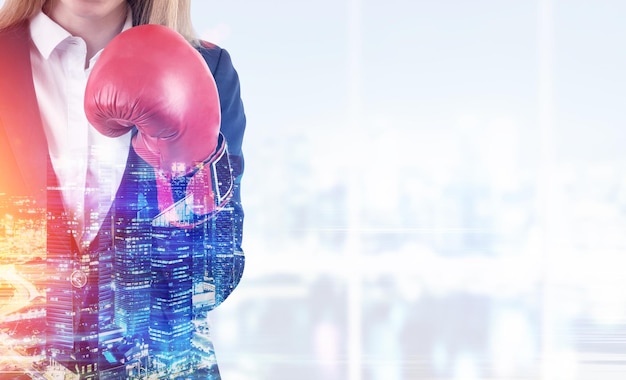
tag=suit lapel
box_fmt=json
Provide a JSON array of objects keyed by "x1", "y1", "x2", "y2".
[{"x1": 0, "y1": 21, "x2": 49, "y2": 204}]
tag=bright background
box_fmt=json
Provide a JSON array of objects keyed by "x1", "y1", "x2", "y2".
[
  {"x1": 4, "y1": 0, "x2": 626, "y2": 379},
  {"x1": 194, "y1": 1, "x2": 626, "y2": 379}
]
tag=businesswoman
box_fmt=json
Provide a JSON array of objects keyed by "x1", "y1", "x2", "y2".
[{"x1": 0, "y1": 0, "x2": 246, "y2": 378}]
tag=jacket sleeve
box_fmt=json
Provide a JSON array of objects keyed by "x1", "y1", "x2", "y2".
[
  {"x1": 197, "y1": 44, "x2": 247, "y2": 307},
  {"x1": 209, "y1": 46, "x2": 246, "y2": 256}
]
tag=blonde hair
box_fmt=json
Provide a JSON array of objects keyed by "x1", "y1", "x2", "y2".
[
  {"x1": 0, "y1": 0, "x2": 45, "y2": 29},
  {"x1": 0, "y1": 0, "x2": 199, "y2": 45},
  {"x1": 132, "y1": 0, "x2": 198, "y2": 45}
]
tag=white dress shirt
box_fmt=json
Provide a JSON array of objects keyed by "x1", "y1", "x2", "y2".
[{"x1": 29, "y1": 11, "x2": 133, "y2": 249}]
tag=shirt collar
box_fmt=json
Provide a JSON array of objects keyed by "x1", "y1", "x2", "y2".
[
  {"x1": 29, "y1": 9, "x2": 134, "y2": 60},
  {"x1": 29, "y1": 10, "x2": 71, "y2": 60}
]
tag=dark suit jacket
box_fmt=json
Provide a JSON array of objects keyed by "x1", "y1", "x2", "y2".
[
  {"x1": 0, "y1": 21, "x2": 246, "y2": 376},
  {"x1": 0, "y1": 22, "x2": 246, "y2": 241}
]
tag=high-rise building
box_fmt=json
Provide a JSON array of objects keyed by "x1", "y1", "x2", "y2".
[
  {"x1": 46, "y1": 163, "x2": 99, "y2": 378},
  {"x1": 113, "y1": 216, "x2": 152, "y2": 340},
  {"x1": 112, "y1": 157, "x2": 155, "y2": 366},
  {"x1": 208, "y1": 205, "x2": 236, "y2": 306},
  {"x1": 149, "y1": 226, "x2": 194, "y2": 373}
]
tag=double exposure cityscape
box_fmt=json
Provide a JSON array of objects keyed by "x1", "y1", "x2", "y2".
[{"x1": 0, "y1": 183, "x2": 243, "y2": 379}]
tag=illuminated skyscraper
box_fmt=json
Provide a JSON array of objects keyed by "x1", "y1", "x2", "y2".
[
  {"x1": 46, "y1": 183, "x2": 99, "y2": 378},
  {"x1": 208, "y1": 204, "x2": 236, "y2": 306},
  {"x1": 113, "y1": 162, "x2": 154, "y2": 342},
  {"x1": 113, "y1": 213, "x2": 152, "y2": 340},
  {"x1": 149, "y1": 226, "x2": 194, "y2": 373}
]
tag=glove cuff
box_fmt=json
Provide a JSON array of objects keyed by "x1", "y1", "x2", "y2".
[{"x1": 152, "y1": 133, "x2": 234, "y2": 227}]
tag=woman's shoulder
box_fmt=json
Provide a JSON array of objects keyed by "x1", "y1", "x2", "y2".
[
  {"x1": 0, "y1": 20, "x2": 29, "y2": 42},
  {"x1": 195, "y1": 41, "x2": 236, "y2": 75}
]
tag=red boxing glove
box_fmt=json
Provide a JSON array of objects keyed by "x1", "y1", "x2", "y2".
[{"x1": 85, "y1": 24, "x2": 232, "y2": 222}]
